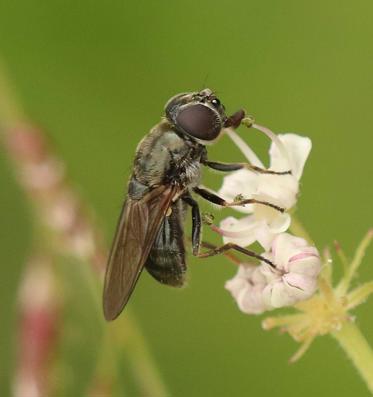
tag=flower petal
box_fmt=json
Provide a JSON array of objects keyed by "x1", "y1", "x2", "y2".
[
  {"x1": 220, "y1": 216, "x2": 259, "y2": 247},
  {"x1": 260, "y1": 262, "x2": 281, "y2": 283},
  {"x1": 218, "y1": 169, "x2": 259, "y2": 214},
  {"x1": 267, "y1": 212, "x2": 291, "y2": 234},
  {"x1": 262, "y1": 281, "x2": 295, "y2": 308},
  {"x1": 271, "y1": 233, "x2": 310, "y2": 271},
  {"x1": 269, "y1": 134, "x2": 312, "y2": 180},
  {"x1": 256, "y1": 174, "x2": 298, "y2": 209},
  {"x1": 225, "y1": 265, "x2": 268, "y2": 314},
  {"x1": 283, "y1": 273, "x2": 317, "y2": 296},
  {"x1": 288, "y1": 255, "x2": 321, "y2": 277},
  {"x1": 254, "y1": 223, "x2": 277, "y2": 251},
  {"x1": 236, "y1": 285, "x2": 267, "y2": 314}
]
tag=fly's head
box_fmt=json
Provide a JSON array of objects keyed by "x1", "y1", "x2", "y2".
[{"x1": 165, "y1": 88, "x2": 237, "y2": 143}]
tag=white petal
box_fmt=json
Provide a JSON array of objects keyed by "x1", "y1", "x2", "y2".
[
  {"x1": 257, "y1": 174, "x2": 298, "y2": 209},
  {"x1": 252, "y1": 192, "x2": 292, "y2": 236},
  {"x1": 260, "y1": 262, "x2": 281, "y2": 283},
  {"x1": 251, "y1": 265, "x2": 268, "y2": 284},
  {"x1": 267, "y1": 212, "x2": 291, "y2": 234},
  {"x1": 269, "y1": 134, "x2": 312, "y2": 180},
  {"x1": 220, "y1": 216, "x2": 259, "y2": 247},
  {"x1": 218, "y1": 169, "x2": 259, "y2": 214},
  {"x1": 272, "y1": 233, "x2": 309, "y2": 271},
  {"x1": 254, "y1": 223, "x2": 277, "y2": 251},
  {"x1": 283, "y1": 273, "x2": 317, "y2": 297},
  {"x1": 262, "y1": 281, "x2": 295, "y2": 308},
  {"x1": 258, "y1": 233, "x2": 320, "y2": 308},
  {"x1": 288, "y1": 246, "x2": 319, "y2": 262},
  {"x1": 288, "y1": 255, "x2": 321, "y2": 277},
  {"x1": 253, "y1": 123, "x2": 292, "y2": 169},
  {"x1": 225, "y1": 265, "x2": 268, "y2": 314},
  {"x1": 225, "y1": 277, "x2": 247, "y2": 300},
  {"x1": 236, "y1": 285, "x2": 267, "y2": 314}
]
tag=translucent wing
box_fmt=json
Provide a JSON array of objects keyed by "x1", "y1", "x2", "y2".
[{"x1": 103, "y1": 184, "x2": 178, "y2": 321}]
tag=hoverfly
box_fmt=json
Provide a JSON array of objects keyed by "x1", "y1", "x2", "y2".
[{"x1": 103, "y1": 89, "x2": 288, "y2": 320}]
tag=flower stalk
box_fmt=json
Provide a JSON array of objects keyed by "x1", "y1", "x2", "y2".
[{"x1": 331, "y1": 321, "x2": 373, "y2": 393}]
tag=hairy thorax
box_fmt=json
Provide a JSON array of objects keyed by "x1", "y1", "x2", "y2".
[{"x1": 132, "y1": 120, "x2": 205, "y2": 189}]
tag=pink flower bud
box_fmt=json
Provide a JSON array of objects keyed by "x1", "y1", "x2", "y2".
[
  {"x1": 261, "y1": 233, "x2": 321, "y2": 308},
  {"x1": 225, "y1": 233, "x2": 321, "y2": 314},
  {"x1": 225, "y1": 265, "x2": 268, "y2": 314}
]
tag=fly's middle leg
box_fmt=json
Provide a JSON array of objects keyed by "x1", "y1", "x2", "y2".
[
  {"x1": 182, "y1": 194, "x2": 201, "y2": 256},
  {"x1": 193, "y1": 186, "x2": 285, "y2": 213},
  {"x1": 203, "y1": 160, "x2": 291, "y2": 175}
]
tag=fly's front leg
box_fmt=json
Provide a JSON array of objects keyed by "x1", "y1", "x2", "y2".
[
  {"x1": 193, "y1": 186, "x2": 285, "y2": 213},
  {"x1": 203, "y1": 160, "x2": 291, "y2": 176},
  {"x1": 209, "y1": 109, "x2": 291, "y2": 175},
  {"x1": 182, "y1": 194, "x2": 201, "y2": 256},
  {"x1": 224, "y1": 109, "x2": 246, "y2": 129}
]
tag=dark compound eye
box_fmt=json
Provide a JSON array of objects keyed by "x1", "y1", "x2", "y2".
[
  {"x1": 211, "y1": 98, "x2": 220, "y2": 108},
  {"x1": 176, "y1": 104, "x2": 222, "y2": 140}
]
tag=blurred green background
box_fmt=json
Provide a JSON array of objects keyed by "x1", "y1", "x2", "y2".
[{"x1": 1, "y1": 0, "x2": 373, "y2": 396}]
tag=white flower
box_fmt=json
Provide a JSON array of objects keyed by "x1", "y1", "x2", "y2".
[
  {"x1": 225, "y1": 233, "x2": 321, "y2": 314},
  {"x1": 219, "y1": 130, "x2": 312, "y2": 249},
  {"x1": 225, "y1": 264, "x2": 268, "y2": 314}
]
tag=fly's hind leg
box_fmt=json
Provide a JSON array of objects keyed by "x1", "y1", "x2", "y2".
[
  {"x1": 197, "y1": 242, "x2": 275, "y2": 268},
  {"x1": 182, "y1": 194, "x2": 201, "y2": 256}
]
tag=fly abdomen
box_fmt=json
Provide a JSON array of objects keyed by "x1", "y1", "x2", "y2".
[
  {"x1": 145, "y1": 201, "x2": 187, "y2": 287},
  {"x1": 146, "y1": 250, "x2": 186, "y2": 287}
]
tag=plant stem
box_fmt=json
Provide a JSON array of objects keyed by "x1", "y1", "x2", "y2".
[
  {"x1": 332, "y1": 321, "x2": 373, "y2": 394},
  {"x1": 0, "y1": 58, "x2": 169, "y2": 396}
]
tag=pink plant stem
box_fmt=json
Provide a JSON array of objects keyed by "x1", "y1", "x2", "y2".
[
  {"x1": 3, "y1": 124, "x2": 107, "y2": 271},
  {"x1": 14, "y1": 261, "x2": 58, "y2": 397},
  {"x1": 3, "y1": 124, "x2": 109, "y2": 396}
]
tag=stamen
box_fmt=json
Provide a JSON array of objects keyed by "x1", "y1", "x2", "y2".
[
  {"x1": 262, "y1": 313, "x2": 306, "y2": 330},
  {"x1": 289, "y1": 335, "x2": 316, "y2": 363}
]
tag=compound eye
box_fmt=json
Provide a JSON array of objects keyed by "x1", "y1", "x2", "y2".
[
  {"x1": 176, "y1": 104, "x2": 221, "y2": 140},
  {"x1": 211, "y1": 98, "x2": 220, "y2": 108}
]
